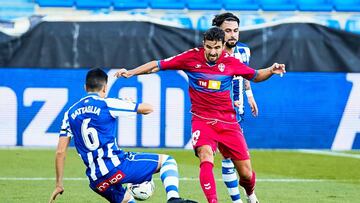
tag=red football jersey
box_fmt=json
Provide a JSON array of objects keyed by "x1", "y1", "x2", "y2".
[{"x1": 158, "y1": 47, "x2": 257, "y2": 122}]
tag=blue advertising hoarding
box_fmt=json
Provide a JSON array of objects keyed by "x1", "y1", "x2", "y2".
[{"x1": 0, "y1": 68, "x2": 359, "y2": 149}]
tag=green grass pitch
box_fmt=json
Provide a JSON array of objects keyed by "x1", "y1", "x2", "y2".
[{"x1": 0, "y1": 148, "x2": 359, "y2": 203}]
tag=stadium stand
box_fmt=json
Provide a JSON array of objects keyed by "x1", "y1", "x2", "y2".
[
  {"x1": 0, "y1": 0, "x2": 359, "y2": 35},
  {"x1": 150, "y1": 0, "x2": 185, "y2": 10},
  {"x1": 36, "y1": 0, "x2": 74, "y2": 7},
  {"x1": 222, "y1": 0, "x2": 260, "y2": 11},
  {"x1": 29, "y1": 0, "x2": 360, "y2": 12},
  {"x1": 0, "y1": 0, "x2": 34, "y2": 21},
  {"x1": 314, "y1": 15, "x2": 341, "y2": 29},
  {"x1": 187, "y1": 0, "x2": 222, "y2": 10},
  {"x1": 345, "y1": 17, "x2": 360, "y2": 34},
  {"x1": 113, "y1": 0, "x2": 148, "y2": 10},
  {"x1": 239, "y1": 14, "x2": 266, "y2": 27},
  {"x1": 260, "y1": 0, "x2": 297, "y2": 11},
  {"x1": 272, "y1": 13, "x2": 295, "y2": 21},
  {"x1": 196, "y1": 14, "x2": 213, "y2": 31},
  {"x1": 75, "y1": 0, "x2": 112, "y2": 10},
  {"x1": 297, "y1": 0, "x2": 333, "y2": 12},
  {"x1": 333, "y1": 0, "x2": 360, "y2": 12},
  {"x1": 161, "y1": 14, "x2": 193, "y2": 29}
]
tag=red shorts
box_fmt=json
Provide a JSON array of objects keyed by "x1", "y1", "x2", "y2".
[{"x1": 191, "y1": 117, "x2": 250, "y2": 161}]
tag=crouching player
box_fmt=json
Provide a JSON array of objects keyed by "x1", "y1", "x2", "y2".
[{"x1": 49, "y1": 68, "x2": 197, "y2": 203}]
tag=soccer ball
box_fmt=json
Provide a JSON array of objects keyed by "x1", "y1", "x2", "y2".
[{"x1": 127, "y1": 179, "x2": 155, "y2": 201}]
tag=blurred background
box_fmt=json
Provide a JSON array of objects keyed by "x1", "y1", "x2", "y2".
[{"x1": 0, "y1": 0, "x2": 360, "y2": 150}]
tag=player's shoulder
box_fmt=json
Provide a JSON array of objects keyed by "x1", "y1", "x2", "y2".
[
  {"x1": 236, "y1": 41, "x2": 249, "y2": 49},
  {"x1": 70, "y1": 95, "x2": 105, "y2": 110},
  {"x1": 183, "y1": 47, "x2": 201, "y2": 55},
  {"x1": 164, "y1": 47, "x2": 200, "y2": 62},
  {"x1": 223, "y1": 52, "x2": 242, "y2": 64}
]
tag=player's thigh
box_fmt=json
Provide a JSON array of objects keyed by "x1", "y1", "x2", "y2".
[
  {"x1": 118, "y1": 152, "x2": 160, "y2": 184},
  {"x1": 218, "y1": 124, "x2": 250, "y2": 161}
]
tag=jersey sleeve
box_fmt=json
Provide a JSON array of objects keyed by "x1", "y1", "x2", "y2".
[
  {"x1": 158, "y1": 49, "x2": 194, "y2": 71},
  {"x1": 59, "y1": 111, "x2": 73, "y2": 138},
  {"x1": 232, "y1": 79, "x2": 240, "y2": 101},
  {"x1": 105, "y1": 98, "x2": 139, "y2": 118},
  {"x1": 233, "y1": 60, "x2": 257, "y2": 81},
  {"x1": 244, "y1": 47, "x2": 251, "y2": 66}
]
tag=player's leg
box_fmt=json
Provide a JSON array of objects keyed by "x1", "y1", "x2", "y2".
[
  {"x1": 157, "y1": 154, "x2": 198, "y2": 203},
  {"x1": 218, "y1": 123, "x2": 258, "y2": 203},
  {"x1": 232, "y1": 160, "x2": 258, "y2": 203},
  {"x1": 89, "y1": 179, "x2": 128, "y2": 203},
  {"x1": 121, "y1": 152, "x2": 197, "y2": 203},
  {"x1": 157, "y1": 154, "x2": 181, "y2": 200},
  {"x1": 123, "y1": 189, "x2": 136, "y2": 203},
  {"x1": 191, "y1": 118, "x2": 219, "y2": 203},
  {"x1": 221, "y1": 157, "x2": 242, "y2": 203},
  {"x1": 196, "y1": 145, "x2": 218, "y2": 203}
]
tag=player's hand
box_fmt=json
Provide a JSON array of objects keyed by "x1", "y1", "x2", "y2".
[
  {"x1": 49, "y1": 185, "x2": 64, "y2": 203},
  {"x1": 270, "y1": 63, "x2": 286, "y2": 77},
  {"x1": 234, "y1": 100, "x2": 241, "y2": 107},
  {"x1": 247, "y1": 96, "x2": 258, "y2": 117},
  {"x1": 114, "y1": 68, "x2": 133, "y2": 78}
]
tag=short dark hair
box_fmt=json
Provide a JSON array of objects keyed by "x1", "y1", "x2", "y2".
[
  {"x1": 86, "y1": 68, "x2": 108, "y2": 92},
  {"x1": 203, "y1": 27, "x2": 225, "y2": 44},
  {"x1": 212, "y1": 12, "x2": 240, "y2": 27}
]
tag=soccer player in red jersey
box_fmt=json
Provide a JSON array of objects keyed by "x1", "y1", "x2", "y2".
[
  {"x1": 213, "y1": 12, "x2": 259, "y2": 203},
  {"x1": 114, "y1": 27, "x2": 285, "y2": 203}
]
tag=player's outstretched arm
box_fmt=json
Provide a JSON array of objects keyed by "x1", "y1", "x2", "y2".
[
  {"x1": 49, "y1": 136, "x2": 70, "y2": 203},
  {"x1": 114, "y1": 61, "x2": 160, "y2": 78},
  {"x1": 253, "y1": 63, "x2": 286, "y2": 82},
  {"x1": 244, "y1": 79, "x2": 258, "y2": 117},
  {"x1": 137, "y1": 103, "x2": 153, "y2": 115}
]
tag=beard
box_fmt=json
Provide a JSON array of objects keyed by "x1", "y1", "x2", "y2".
[
  {"x1": 206, "y1": 54, "x2": 218, "y2": 62},
  {"x1": 226, "y1": 41, "x2": 237, "y2": 48}
]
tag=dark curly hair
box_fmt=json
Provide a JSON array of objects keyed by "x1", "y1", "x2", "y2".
[
  {"x1": 203, "y1": 27, "x2": 225, "y2": 44},
  {"x1": 212, "y1": 12, "x2": 240, "y2": 27}
]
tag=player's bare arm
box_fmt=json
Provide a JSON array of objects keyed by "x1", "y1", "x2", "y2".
[
  {"x1": 49, "y1": 136, "x2": 71, "y2": 203},
  {"x1": 137, "y1": 103, "x2": 154, "y2": 115},
  {"x1": 244, "y1": 79, "x2": 258, "y2": 116},
  {"x1": 114, "y1": 61, "x2": 160, "y2": 78},
  {"x1": 253, "y1": 63, "x2": 286, "y2": 82}
]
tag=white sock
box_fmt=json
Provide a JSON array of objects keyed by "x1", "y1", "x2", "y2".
[{"x1": 160, "y1": 155, "x2": 180, "y2": 200}]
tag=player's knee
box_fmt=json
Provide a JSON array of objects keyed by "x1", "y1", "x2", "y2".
[
  {"x1": 239, "y1": 169, "x2": 252, "y2": 180},
  {"x1": 196, "y1": 147, "x2": 213, "y2": 162}
]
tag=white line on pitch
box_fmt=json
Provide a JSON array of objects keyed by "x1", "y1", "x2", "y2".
[
  {"x1": 298, "y1": 150, "x2": 360, "y2": 159},
  {"x1": 0, "y1": 177, "x2": 353, "y2": 182}
]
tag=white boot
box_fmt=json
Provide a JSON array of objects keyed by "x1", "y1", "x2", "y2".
[{"x1": 246, "y1": 193, "x2": 259, "y2": 203}]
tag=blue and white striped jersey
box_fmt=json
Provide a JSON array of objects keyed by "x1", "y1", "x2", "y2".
[
  {"x1": 59, "y1": 93, "x2": 138, "y2": 181},
  {"x1": 232, "y1": 42, "x2": 251, "y2": 116}
]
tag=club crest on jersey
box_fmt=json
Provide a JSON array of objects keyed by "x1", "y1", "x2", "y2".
[{"x1": 218, "y1": 63, "x2": 225, "y2": 72}]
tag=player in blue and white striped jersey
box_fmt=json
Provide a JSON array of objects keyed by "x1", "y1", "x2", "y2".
[
  {"x1": 49, "y1": 68, "x2": 197, "y2": 203},
  {"x1": 213, "y1": 13, "x2": 259, "y2": 203}
]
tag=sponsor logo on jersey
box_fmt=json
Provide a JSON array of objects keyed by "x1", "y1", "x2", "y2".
[
  {"x1": 96, "y1": 170, "x2": 125, "y2": 192},
  {"x1": 198, "y1": 79, "x2": 221, "y2": 90},
  {"x1": 195, "y1": 64, "x2": 201, "y2": 69},
  {"x1": 218, "y1": 63, "x2": 225, "y2": 72}
]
